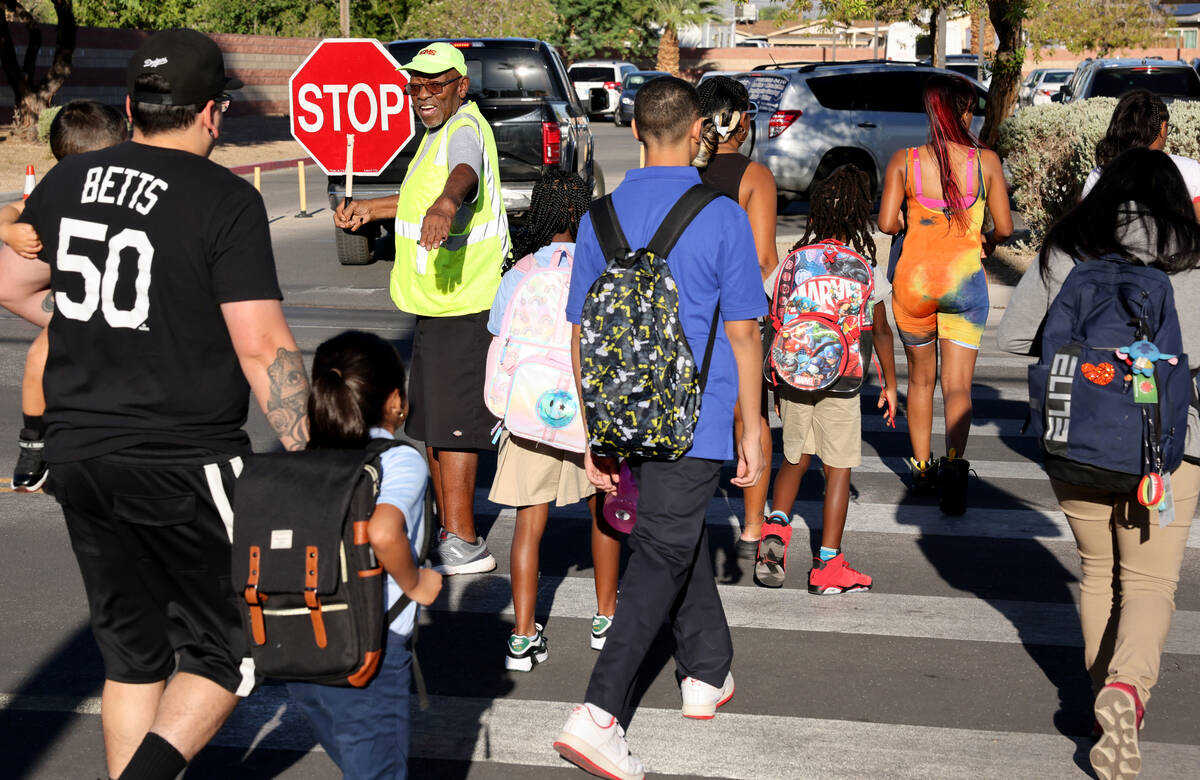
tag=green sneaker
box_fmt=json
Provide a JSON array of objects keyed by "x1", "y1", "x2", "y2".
[
  {"x1": 591, "y1": 614, "x2": 613, "y2": 651},
  {"x1": 505, "y1": 624, "x2": 548, "y2": 672}
]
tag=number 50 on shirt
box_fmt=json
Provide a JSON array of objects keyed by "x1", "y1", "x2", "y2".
[{"x1": 56, "y1": 217, "x2": 154, "y2": 331}]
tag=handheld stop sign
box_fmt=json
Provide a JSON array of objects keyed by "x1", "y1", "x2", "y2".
[{"x1": 289, "y1": 38, "x2": 417, "y2": 199}]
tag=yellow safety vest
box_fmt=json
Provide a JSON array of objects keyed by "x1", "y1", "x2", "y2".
[{"x1": 391, "y1": 102, "x2": 508, "y2": 317}]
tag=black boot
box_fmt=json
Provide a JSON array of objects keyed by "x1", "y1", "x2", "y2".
[{"x1": 938, "y1": 454, "x2": 969, "y2": 516}]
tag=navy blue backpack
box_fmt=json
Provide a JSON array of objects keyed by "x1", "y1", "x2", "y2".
[{"x1": 1028, "y1": 258, "x2": 1190, "y2": 492}]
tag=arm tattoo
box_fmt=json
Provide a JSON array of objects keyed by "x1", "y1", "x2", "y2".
[
  {"x1": 266, "y1": 347, "x2": 310, "y2": 450},
  {"x1": 41, "y1": 292, "x2": 53, "y2": 313}
]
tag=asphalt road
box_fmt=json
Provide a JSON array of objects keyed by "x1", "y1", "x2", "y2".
[{"x1": 0, "y1": 124, "x2": 1197, "y2": 779}]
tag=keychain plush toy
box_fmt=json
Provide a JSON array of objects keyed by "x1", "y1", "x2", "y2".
[{"x1": 1116, "y1": 339, "x2": 1178, "y2": 404}]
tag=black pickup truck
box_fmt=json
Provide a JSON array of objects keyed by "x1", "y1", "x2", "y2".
[{"x1": 328, "y1": 37, "x2": 601, "y2": 265}]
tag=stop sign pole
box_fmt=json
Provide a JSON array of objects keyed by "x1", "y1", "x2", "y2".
[{"x1": 289, "y1": 38, "x2": 415, "y2": 187}]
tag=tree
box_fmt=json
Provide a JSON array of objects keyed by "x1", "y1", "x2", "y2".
[
  {"x1": 1, "y1": 0, "x2": 75, "y2": 139},
  {"x1": 1027, "y1": 0, "x2": 1166, "y2": 58},
  {"x1": 555, "y1": 0, "x2": 654, "y2": 61},
  {"x1": 401, "y1": 0, "x2": 559, "y2": 40},
  {"x1": 638, "y1": 0, "x2": 720, "y2": 76}
]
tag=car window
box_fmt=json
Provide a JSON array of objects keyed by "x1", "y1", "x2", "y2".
[
  {"x1": 624, "y1": 73, "x2": 661, "y2": 89},
  {"x1": 1088, "y1": 67, "x2": 1200, "y2": 99},
  {"x1": 1043, "y1": 72, "x2": 1070, "y2": 85},
  {"x1": 735, "y1": 74, "x2": 790, "y2": 113},
  {"x1": 807, "y1": 72, "x2": 928, "y2": 113},
  {"x1": 571, "y1": 66, "x2": 616, "y2": 82},
  {"x1": 388, "y1": 41, "x2": 562, "y2": 99}
]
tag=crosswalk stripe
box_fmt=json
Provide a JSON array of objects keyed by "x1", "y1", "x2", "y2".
[
  {"x1": 473, "y1": 492, "x2": 1200, "y2": 547},
  {"x1": 428, "y1": 572, "x2": 1200, "y2": 655},
  {"x1": 9, "y1": 691, "x2": 1200, "y2": 780}
]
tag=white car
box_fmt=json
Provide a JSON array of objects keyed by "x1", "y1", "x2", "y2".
[
  {"x1": 569, "y1": 61, "x2": 637, "y2": 119},
  {"x1": 1026, "y1": 69, "x2": 1073, "y2": 106}
]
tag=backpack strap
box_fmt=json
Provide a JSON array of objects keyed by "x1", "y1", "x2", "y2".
[
  {"x1": 645, "y1": 184, "x2": 725, "y2": 258},
  {"x1": 590, "y1": 195, "x2": 633, "y2": 262}
]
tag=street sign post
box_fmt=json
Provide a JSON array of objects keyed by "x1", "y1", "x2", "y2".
[{"x1": 289, "y1": 39, "x2": 415, "y2": 176}]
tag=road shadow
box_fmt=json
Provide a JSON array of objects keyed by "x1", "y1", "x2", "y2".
[
  {"x1": 881, "y1": 380, "x2": 1095, "y2": 740},
  {"x1": 408, "y1": 577, "x2": 517, "y2": 778}
]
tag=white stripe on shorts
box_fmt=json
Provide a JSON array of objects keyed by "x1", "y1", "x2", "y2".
[
  {"x1": 204, "y1": 462, "x2": 235, "y2": 543},
  {"x1": 235, "y1": 656, "x2": 256, "y2": 697}
]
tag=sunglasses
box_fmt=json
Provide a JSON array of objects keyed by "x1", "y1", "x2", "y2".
[
  {"x1": 217, "y1": 93, "x2": 232, "y2": 113},
  {"x1": 404, "y1": 76, "x2": 462, "y2": 97},
  {"x1": 745, "y1": 101, "x2": 758, "y2": 120}
]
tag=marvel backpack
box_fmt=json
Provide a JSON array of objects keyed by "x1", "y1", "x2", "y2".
[
  {"x1": 231, "y1": 439, "x2": 433, "y2": 687},
  {"x1": 580, "y1": 184, "x2": 724, "y2": 459},
  {"x1": 768, "y1": 239, "x2": 876, "y2": 394},
  {"x1": 483, "y1": 247, "x2": 586, "y2": 453},
  {"x1": 1027, "y1": 258, "x2": 1190, "y2": 495}
]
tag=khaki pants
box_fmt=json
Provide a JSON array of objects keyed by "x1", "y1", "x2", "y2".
[{"x1": 1050, "y1": 460, "x2": 1200, "y2": 704}]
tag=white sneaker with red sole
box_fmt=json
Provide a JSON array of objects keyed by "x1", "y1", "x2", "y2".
[
  {"x1": 680, "y1": 671, "x2": 734, "y2": 719},
  {"x1": 554, "y1": 703, "x2": 645, "y2": 780}
]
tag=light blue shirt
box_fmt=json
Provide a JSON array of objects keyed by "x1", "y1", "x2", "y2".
[
  {"x1": 369, "y1": 427, "x2": 429, "y2": 636},
  {"x1": 488, "y1": 241, "x2": 575, "y2": 336}
]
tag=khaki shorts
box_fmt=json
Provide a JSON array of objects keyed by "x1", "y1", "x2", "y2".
[
  {"x1": 778, "y1": 390, "x2": 862, "y2": 468},
  {"x1": 489, "y1": 433, "x2": 596, "y2": 508}
]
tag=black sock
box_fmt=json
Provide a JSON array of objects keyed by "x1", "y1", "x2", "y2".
[
  {"x1": 22, "y1": 414, "x2": 44, "y2": 438},
  {"x1": 116, "y1": 733, "x2": 187, "y2": 780}
]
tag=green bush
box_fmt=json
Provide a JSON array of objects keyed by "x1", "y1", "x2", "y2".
[
  {"x1": 36, "y1": 105, "x2": 62, "y2": 145},
  {"x1": 997, "y1": 98, "x2": 1200, "y2": 245}
]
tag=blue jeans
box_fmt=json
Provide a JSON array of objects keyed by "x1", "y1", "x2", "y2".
[{"x1": 287, "y1": 630, "x2": 412, "y2": 780}]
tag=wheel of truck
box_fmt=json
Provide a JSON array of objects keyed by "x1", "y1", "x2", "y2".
[
  {"x1": 591, "y1": 165, "x2": 606, "y2": 200},
  {"x1": 335, "y1": 226, "x2": 375, "y2": 266}
]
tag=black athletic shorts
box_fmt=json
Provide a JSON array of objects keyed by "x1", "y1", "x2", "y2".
[
  {"x1": 51, "y1": 446, "x2": 256, "y2": 696},
  {"x1": 406, "y1": 310, "x2": 497, "y2": 451}
]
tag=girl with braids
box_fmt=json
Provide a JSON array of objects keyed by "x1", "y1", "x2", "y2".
[
  {"x1": 878, "y1": 73, "x2": 1012, "y2": 515},
  {"x1": 1083, "y1": 90, "x2": 1200, "y2": 220},
  {"x1": 759, "y1": 165, "x2": 897, "y2": 593},
  {"x1": 695, "y1": 75, "x2": 780, "y2": 558},
  {"x1": 486, "y1": 170, "x2": 620, "y2": 670}
]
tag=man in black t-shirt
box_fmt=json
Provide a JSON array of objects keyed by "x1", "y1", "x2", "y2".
[{"x1": 0, "y1": 29, "x2": 309, "y2": 780}]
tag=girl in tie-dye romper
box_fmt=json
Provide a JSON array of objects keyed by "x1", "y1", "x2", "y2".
[{"x1": 879, "y1": 74, "x2": 1013, "y2": 514}]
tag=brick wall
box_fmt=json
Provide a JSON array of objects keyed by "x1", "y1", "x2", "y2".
[{"x1": 0, "y1": 25, "x2": 321, "y2": 122}]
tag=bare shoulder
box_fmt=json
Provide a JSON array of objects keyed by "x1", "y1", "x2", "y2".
[
  {"x1": 886, "y1": 147, "x2": 909, "y2": 172},
  {"x1": 980, "y1": 148, "x2": 1004, "y2": 172},
  {"x1": 745, "y1": 159, "x2": 776, "y2": 187}
]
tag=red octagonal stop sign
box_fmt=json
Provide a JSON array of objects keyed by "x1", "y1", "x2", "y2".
[{"x1": 290, "y1": 39, "x2": 415, "y2": 175}]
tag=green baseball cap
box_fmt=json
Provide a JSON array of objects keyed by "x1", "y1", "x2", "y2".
[{"x1": 401, "y1": 42, "x2": 468, "y2": 76}]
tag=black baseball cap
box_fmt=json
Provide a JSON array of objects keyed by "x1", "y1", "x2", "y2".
[{"x1": 128, "y1": 29, "x2": 243, "y2": 106}]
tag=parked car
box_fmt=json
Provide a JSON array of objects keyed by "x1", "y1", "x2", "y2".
[
  {"x1": 326, "y1": 38, "x2": 599, "y2": 265},
  {"x1": 733, "y1": 62, "x2": 987, "y2": 202},
  {"x1": 923, "y1": 54, "x2": 992, "y2": 88},
  {"x1": 568, "y1": 60, "x2": 637, "y2": 119},
  {"x1": 615, "y1": 70, "x2": 670, "y2": 126},
  {"x1": 1059, "y1": 58, "x2": 1200, "y2": 103},
  {"x1": 1019, "y1": 68, "x2": 1047, "y2": 104},
  {"x1": 1024, "y1": 68, "x2": 1072, "y2": 106}
]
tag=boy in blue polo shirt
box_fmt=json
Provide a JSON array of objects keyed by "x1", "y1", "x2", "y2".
[{"x1": 552, "y1": 77, "x2": 766, "y2": 780}]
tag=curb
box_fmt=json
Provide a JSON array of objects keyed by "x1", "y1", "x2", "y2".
[{"x1": 227, "y1": 156, "x2": 314, "y2": 175}]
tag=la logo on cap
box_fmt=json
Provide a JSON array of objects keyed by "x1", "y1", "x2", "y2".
[{"x1": 144, "y1": 57, "x2": 168, "y2": 67}]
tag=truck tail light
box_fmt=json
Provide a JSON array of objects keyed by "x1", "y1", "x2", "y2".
[
  {"x1": 768, "y1": 110, "x2": 802, "y2": 138},
  {"x1": 603, "y1": 81, "x2": 621, "y2": 91},
  {"x1": 542, "y1": 121, "x2": 562, "y2": 165}
]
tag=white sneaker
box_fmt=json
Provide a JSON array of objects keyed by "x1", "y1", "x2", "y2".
[
  {"x1": 680, "y1": 671, "x2": 734, "y2": 719},
  {"x1": 553, "y1": 703, "x2": 645, "y2": 780}
]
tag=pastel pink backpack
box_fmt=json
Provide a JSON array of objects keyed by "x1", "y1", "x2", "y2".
[{"x1": 484, "y1": 247, "x2": 586, "y2": 453}]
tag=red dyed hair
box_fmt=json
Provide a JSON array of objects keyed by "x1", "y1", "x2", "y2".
[{"x1": 923, "y1": 74, "x2": 984, "y2": 233}]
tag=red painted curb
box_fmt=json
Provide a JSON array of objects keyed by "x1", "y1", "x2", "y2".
[{"x1": 228, "y1": 157, "x2": 315, "y2": 175}]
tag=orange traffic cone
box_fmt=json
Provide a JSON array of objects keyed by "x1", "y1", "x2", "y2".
[{"x1": 23, "y1": 164, "x2": 35, "y2": 199}]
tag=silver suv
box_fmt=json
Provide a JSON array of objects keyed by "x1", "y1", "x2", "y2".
[
  {"x1": 734, "y1": 62, "x2": 986, "y2": 201},
  {"x1": 1059, "y1": 58, "x2": 1200, "y2": 103}
]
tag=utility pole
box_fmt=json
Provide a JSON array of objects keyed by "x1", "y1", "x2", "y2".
[{"x1": 340, "y1": 0, "x2": 350, "y2": 37}]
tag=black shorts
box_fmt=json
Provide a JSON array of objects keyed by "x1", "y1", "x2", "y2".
[
  {"x1": 406, "y1": 310, "x2": 497, "y2": 451},
  {"x1": 51, "y1": 447, "x2": 256, "y2": 695}
]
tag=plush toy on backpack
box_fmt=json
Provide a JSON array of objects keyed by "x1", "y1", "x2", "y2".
[
  {"x1": 484, "y1": 245, "x2": 586, "y2": 453},
  {"x1": 767, "y1": 239, "x2": 877, "y2": 394}
]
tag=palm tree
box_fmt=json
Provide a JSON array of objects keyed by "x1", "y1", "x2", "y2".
[{"x1": 639, "y1": 0, "x2": 722, "y2": 77}]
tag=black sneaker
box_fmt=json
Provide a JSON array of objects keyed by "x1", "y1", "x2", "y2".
[
  {"x1": 13, "y1": 429, "x2": 48, "y2": 493},
  {"x1": 937, "y1": 453, "x2": 970, "y2": 516},
  {"x1": 908, "y1": 457, "x2": 937, "y2": 494}
]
